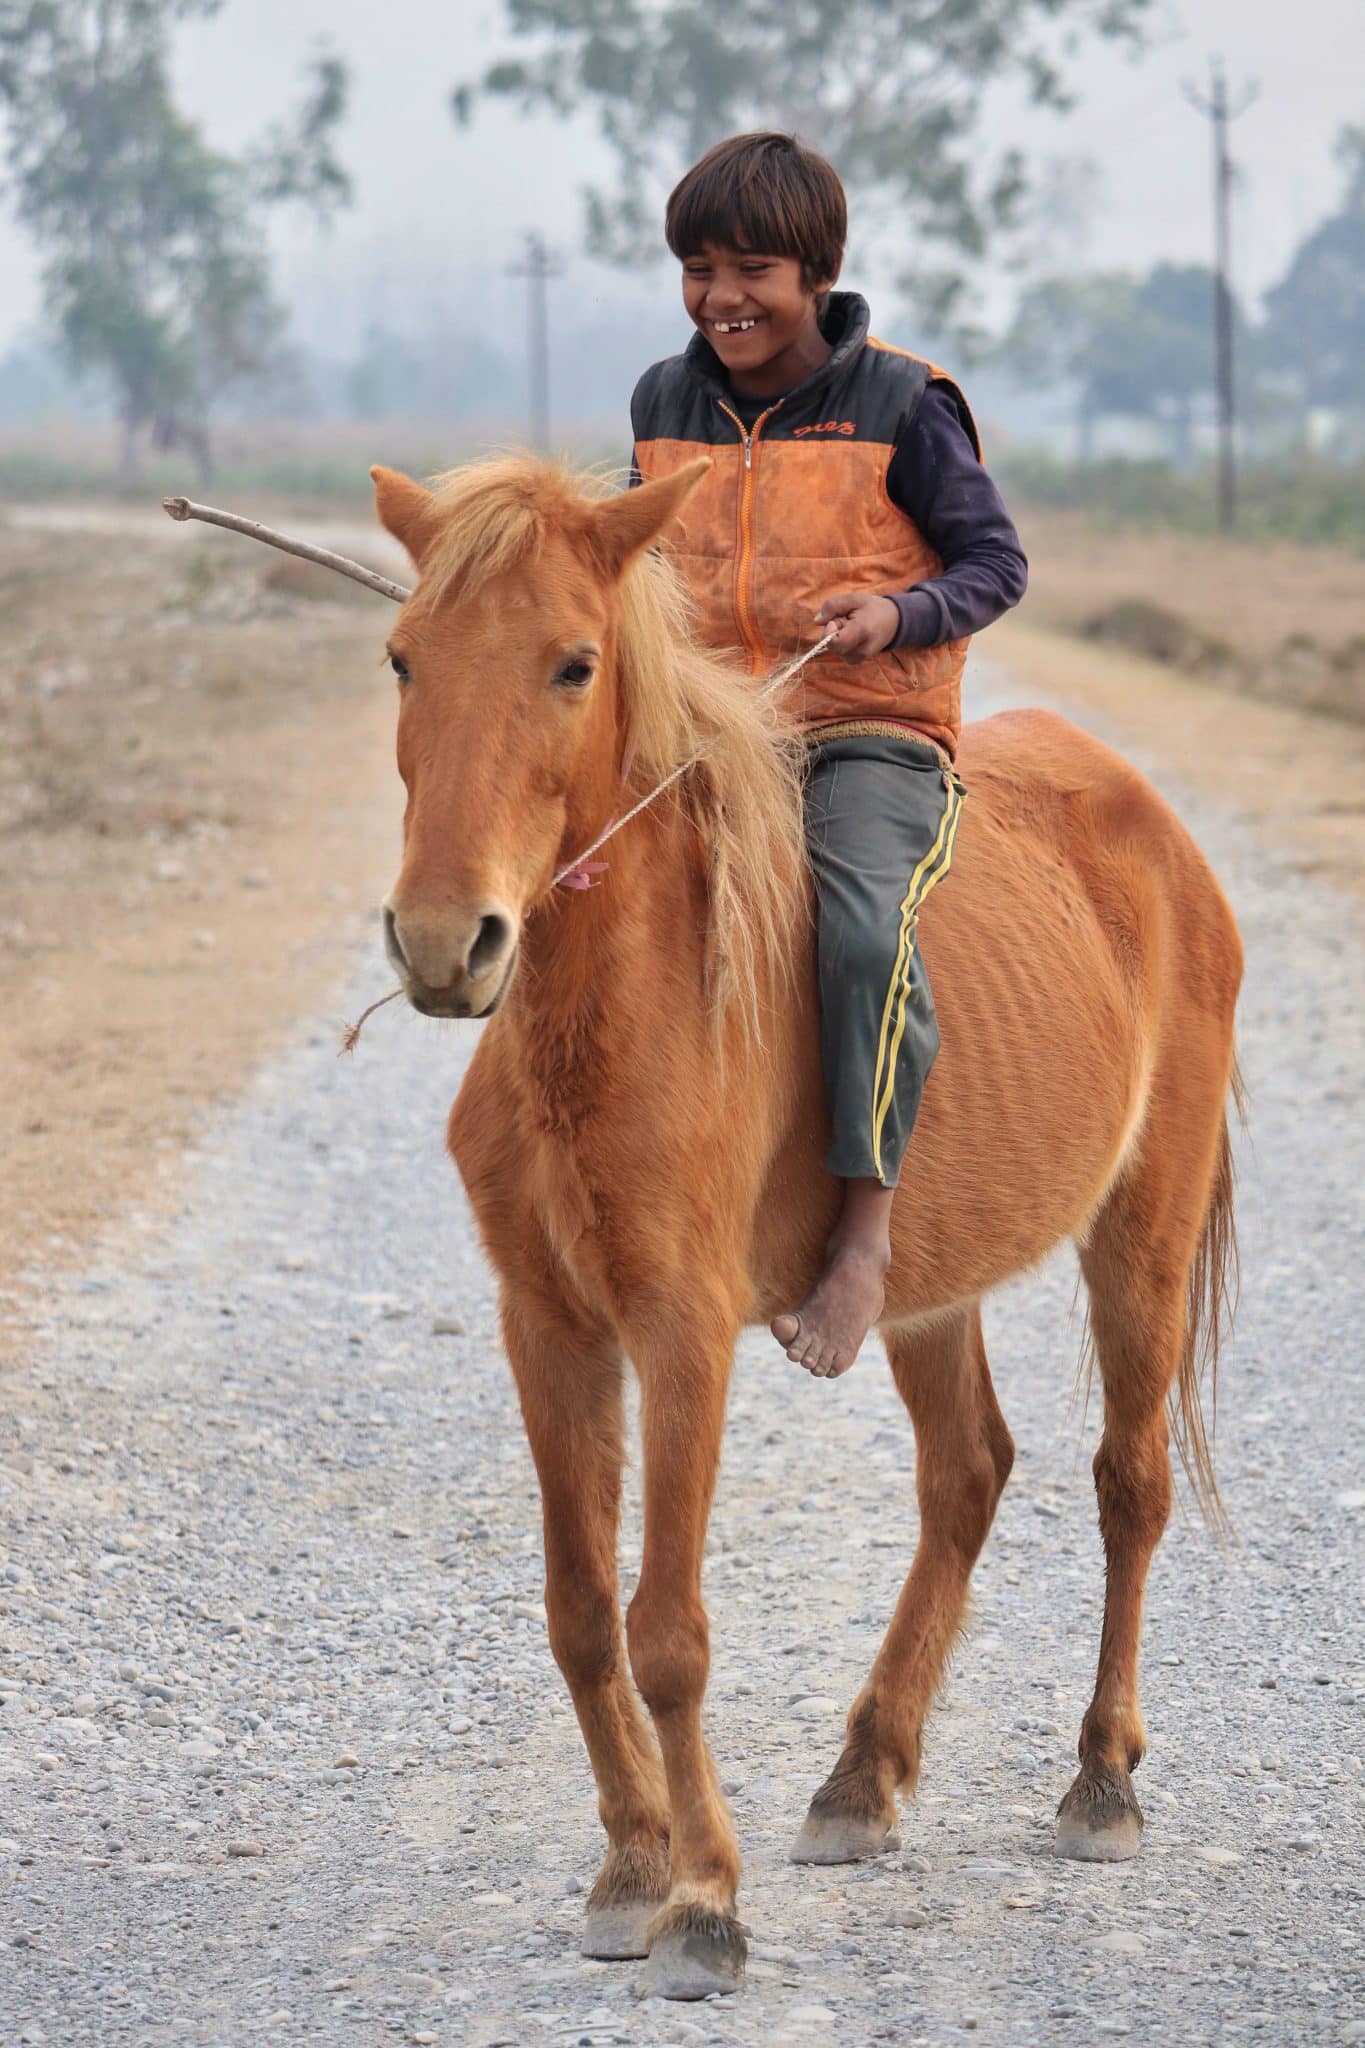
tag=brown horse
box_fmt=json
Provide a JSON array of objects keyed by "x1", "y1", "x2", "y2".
[{"x1": 369, "y1": 453, "x2": 1242, "y2": 2001}]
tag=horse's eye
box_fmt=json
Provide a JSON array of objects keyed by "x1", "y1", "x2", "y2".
[
  {"x1": 556, "y1": 659, "x2": 594, "y2": 690},
  {"x1": 390, "y1": 652, "x2": 410, "y2": 683}
]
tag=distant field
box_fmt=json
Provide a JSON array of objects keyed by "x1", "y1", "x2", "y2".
[
  {"x1": 3, "y1": 421, "x2": 1360, "y2": 726},
  {"x1": 1001, "y1": 451, "x2": 1365, "y2": 552},
  {"x1": 0, "y1": 514, "x2": 401, "y2": 1329},
  {"x1": 1009, "y1": 506, "x2": 1365, "y2": 724},
  {"x1": 0, "y1": 417, "x2": 626, "y2": 505}
]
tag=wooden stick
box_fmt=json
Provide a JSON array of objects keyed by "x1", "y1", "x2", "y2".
[{"x1": 161, "y1": 495, "x2": 411, "y2": 604}]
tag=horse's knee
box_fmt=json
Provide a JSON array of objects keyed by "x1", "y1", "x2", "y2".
[
  {"x1": 546, "y1": 1572, "x2": 619, "y2": 1693},
  {"x1": 626, "y1": 1587, "x2": 709, "y2": 1716},
  {"x1": 920, "y1": 1437, "x2": 1004, "y2": 1563}
]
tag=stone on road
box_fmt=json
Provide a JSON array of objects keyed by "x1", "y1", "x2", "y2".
[{"x1": 0, "y1": 659, "x2": 1360, "y2": 2047}]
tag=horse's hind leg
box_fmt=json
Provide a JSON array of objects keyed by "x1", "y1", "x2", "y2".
[
  {"x1": 1058, "y1": 1098, "x2": 1231, "y2": 1861},
  {"x1": 792, "y1": 1305, "x2": 1014, "y2": 1862},
  {"x1": 502, "y1": 1281, "x2": 671, "y2": 1957}
]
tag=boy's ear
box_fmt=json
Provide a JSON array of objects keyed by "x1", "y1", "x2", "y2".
[
  {"x1": 370, "y1": 465, "x2": 442, "y2": 567},
  {"x1": 589, "y1": 459, "x2": 711, "y2": 580}
]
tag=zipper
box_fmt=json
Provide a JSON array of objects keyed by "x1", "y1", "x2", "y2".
[{"x1": 715, "y1": 398, "x2": 782, "y2": 674}]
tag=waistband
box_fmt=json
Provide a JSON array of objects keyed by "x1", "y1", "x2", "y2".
[{"x1": 802, "y1": 718, "x2": 953, "y2": 769}]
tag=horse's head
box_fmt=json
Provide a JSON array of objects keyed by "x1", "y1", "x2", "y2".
[{"x1": 371, "y1": 456, "x2": 708, "y2": 1018}]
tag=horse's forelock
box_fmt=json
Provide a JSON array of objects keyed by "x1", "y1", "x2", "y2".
[{"x1": 418, "y1": 454, "x2": 614, "y2": 614}]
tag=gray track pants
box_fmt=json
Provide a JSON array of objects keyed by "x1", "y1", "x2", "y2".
[{"x1": 803, "y1": 731, "x2": 966, "y2": 1188}]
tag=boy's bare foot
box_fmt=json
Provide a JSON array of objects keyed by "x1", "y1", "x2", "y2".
[{"x1": 771, "y1": 1242, "x2": 888, "y2": 1378}]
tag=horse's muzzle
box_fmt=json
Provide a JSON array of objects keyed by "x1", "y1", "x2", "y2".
[{"x1": 383, "y1": 897, "x2": 519, "y2": 1019}]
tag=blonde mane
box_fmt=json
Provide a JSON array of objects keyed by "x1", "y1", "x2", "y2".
[{"x1": 420, "y1": 454, "x2": 808, "y2": 1037}]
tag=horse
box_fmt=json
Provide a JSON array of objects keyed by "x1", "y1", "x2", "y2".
[{"x1": 368, "y1": 452, "x2": 1243, "y2": 2001}]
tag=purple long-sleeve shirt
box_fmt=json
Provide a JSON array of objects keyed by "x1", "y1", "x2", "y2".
[{"x1": 884, "y1": 384, "x2": 1028, "y2": 648}]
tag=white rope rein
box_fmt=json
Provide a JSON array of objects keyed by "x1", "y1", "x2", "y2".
[{"x1": 550, "y1": 629, "x2": 838, "y2": 889}]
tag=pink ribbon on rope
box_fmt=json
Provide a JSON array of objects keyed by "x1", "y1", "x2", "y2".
[
  {"x1": 557, "y1": 860, "x2": 611, "y2": 891},
  {"x1": 552, "y1": 745, "x2": 638, "y2": 892}
]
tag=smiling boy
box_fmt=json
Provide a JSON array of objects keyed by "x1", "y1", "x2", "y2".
[{"x1": 630, "y1": 131, "x2": 1028, "y2": 1381}]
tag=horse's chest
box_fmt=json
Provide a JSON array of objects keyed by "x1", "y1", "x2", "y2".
[{"x1": 520, "y1": 1037, "x2": 644, "y2": 1300}]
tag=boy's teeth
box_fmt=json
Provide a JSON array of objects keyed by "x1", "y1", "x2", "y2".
[{"x1": 715, "y1": 319, "x2": 757, "y2": 333}]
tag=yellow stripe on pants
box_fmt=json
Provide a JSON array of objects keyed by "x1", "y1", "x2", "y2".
[{"x1": 870, "y1": 779, "x2": 964, "y2": 1179}]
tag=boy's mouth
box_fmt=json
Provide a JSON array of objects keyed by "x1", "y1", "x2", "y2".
[{"x1": 710, "y1": 317, "x2": 761, "y2": 335}]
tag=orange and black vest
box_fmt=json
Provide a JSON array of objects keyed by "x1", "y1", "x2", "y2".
[{"x1": 630, "y1": 292, "x2": 980, "y2": 758}]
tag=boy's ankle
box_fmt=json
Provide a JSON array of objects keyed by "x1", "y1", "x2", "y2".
[{"x1": 826, "y1": 1230, "x2": 893, "y2": 1279}]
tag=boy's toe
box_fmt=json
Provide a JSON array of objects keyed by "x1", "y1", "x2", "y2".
[{"x1": 771, "y1": 1310, "x2": 802, "y2": 1348}]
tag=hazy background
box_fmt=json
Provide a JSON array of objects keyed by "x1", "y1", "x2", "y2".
[{"x1": 0, "y1": 0, "x2": 1361, "y2": 453}]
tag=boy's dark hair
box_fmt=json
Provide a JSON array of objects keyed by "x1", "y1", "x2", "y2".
[{"x1": 665, "y1": 132, "x2": 846, "y2": 294}]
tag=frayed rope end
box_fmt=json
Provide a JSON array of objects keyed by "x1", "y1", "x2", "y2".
[{"x1": 338, "y1": 986, "x2": 403, "y2": 1056}]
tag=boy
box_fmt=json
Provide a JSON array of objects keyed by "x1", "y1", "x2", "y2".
[{"x1": 630, "y1": 131, "x2": 1027, "y2": 1382}]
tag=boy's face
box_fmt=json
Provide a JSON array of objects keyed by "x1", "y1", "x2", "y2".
[{"x1": 681, "y1": 242, "x2": 832, "y2": 384}]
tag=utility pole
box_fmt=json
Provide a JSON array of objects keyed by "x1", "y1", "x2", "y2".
[
  {"x1": 1184, "y1": 60, "x2": 1258, "y2": 533},
  {"x1": 508, "y1": 232, "x2": 563, "y2": 452}
]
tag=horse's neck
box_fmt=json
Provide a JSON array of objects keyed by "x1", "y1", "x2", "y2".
[{"x1": 510, "y1": 798, "x2": 708, "y2": 1081}]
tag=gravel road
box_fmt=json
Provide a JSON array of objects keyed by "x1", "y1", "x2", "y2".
[{"x1": 2, "y1": 656, "x2": 1361, "y2": 2048}]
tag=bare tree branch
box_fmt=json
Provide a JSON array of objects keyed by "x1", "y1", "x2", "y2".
[{"x1": 161, "y1": 496, "x2": 410, "y2": 603}]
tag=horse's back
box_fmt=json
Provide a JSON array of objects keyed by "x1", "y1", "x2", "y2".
[{"x1": 955, "y1": 706, "x2": 1242, "y2": 1004}]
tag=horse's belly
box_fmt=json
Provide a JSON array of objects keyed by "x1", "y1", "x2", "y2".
[{"x1": 895, "y1": 819, "x2": 1147, "y2": 1307}]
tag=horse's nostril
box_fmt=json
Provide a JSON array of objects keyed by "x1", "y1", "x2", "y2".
[
  {"x1": 469, "y1": 911, "x2": 513, "y2": 978},
  {"x1": 383, "y1": 904, "x2": 407, "y2": 971}
]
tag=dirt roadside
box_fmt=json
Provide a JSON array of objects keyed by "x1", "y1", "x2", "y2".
[
  {"x1": 0, "y1": 513, "x2": 405, "y2": 1360},
  {"x1": 2, "y1": 505, "x2": 1362, "y2": 1362}
]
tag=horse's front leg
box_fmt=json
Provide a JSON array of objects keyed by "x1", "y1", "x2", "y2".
[
  {"x1": 626, "y1": 1288, "x2": 746, "y2": 2000},
  {"x1": 502, "y1": 1280, "x2": 672, "y2": 1959}
]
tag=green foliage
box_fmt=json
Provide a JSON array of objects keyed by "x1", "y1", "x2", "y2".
[
  {"x1": 453, "y1": 0, "x2": 1152, "y2": 336},
  {"x1": 1000, "y1": 452, "x2": 1365, "y2": 551},
  {"x1": 0, "y1": 1, "x2": 350, "y2": 477},
  {"x1": 999, "y1": 262, "x2": 1243, "y2": 453}
]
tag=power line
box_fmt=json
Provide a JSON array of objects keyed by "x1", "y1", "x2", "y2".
[
  {"x1": 508, "y1": 232, "x2": 563, "y2": 453},
  {"x1": 1183, "y1": 59, "x2": 1259, "y2": 533}
]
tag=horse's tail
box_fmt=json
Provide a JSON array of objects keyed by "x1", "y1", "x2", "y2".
[{"x1": 1172, "y1": 1053, "x2": 1245, "y2": 1532}]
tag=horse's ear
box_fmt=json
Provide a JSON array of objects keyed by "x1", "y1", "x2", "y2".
[
  {"x1": 370, "y1": 465, "x2": 441, "y2": 567},
  {"x1": 590, "y1": 458, "x2": 711, "y2": 580}
]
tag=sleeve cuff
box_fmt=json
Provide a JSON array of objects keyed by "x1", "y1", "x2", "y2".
[{"x1": 891, "y1": 586, "x2": 946, "y2": 649}]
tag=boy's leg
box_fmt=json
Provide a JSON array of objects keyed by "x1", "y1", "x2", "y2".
[{"x1": 772, "y1": 735, "x2": 964, "y2": 1379}]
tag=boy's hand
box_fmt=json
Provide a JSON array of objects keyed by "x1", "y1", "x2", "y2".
[{"x1": 815, "y1": 591, "x2": 901, "y2": 661}]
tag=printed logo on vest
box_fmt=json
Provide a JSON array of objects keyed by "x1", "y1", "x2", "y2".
[{"x1": 791, "y1": 419, "x2": 857, "y2": 438}]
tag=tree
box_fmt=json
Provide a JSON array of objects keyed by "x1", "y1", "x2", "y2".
[
  {"x1": 0, "y1": 1, "x2": 350, "y2": 481},
  {"x1": 452, "y1": 0, "x2": 1152, "y2": 338},
  {"x1": 999, "y1": 261, "x2": 1242, "y2": 462},
  {"x1": 1260, "y1": 124, "x2": 1365, "y2": 415}
]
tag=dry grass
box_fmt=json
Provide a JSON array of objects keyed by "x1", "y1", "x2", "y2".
[
  {"x1": 1014, "y1": 508, "x2": 1365, "y2": 722},
  {"x1": 0, "y1": 520, "x2": 400, "y2": 1349}
]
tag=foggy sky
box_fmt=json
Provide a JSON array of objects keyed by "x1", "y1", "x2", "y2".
[{"x1": 0, "y1": 0, "x2": 1359, "y2": 362}]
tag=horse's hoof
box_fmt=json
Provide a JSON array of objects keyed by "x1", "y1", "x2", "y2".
[
  {"x1": 582, "y1": 1900, "x2": 655, "y2": 1960},
  {"x1": 1055, "y1": 1765, "x2": 1144, "y2": 1862},
  {"x1": 639, "y1": 1912, "x2": 746, "y2": 2000},
  {"x1": 789, "y1": 1808, "x2": 900, "y2": 1864}
]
